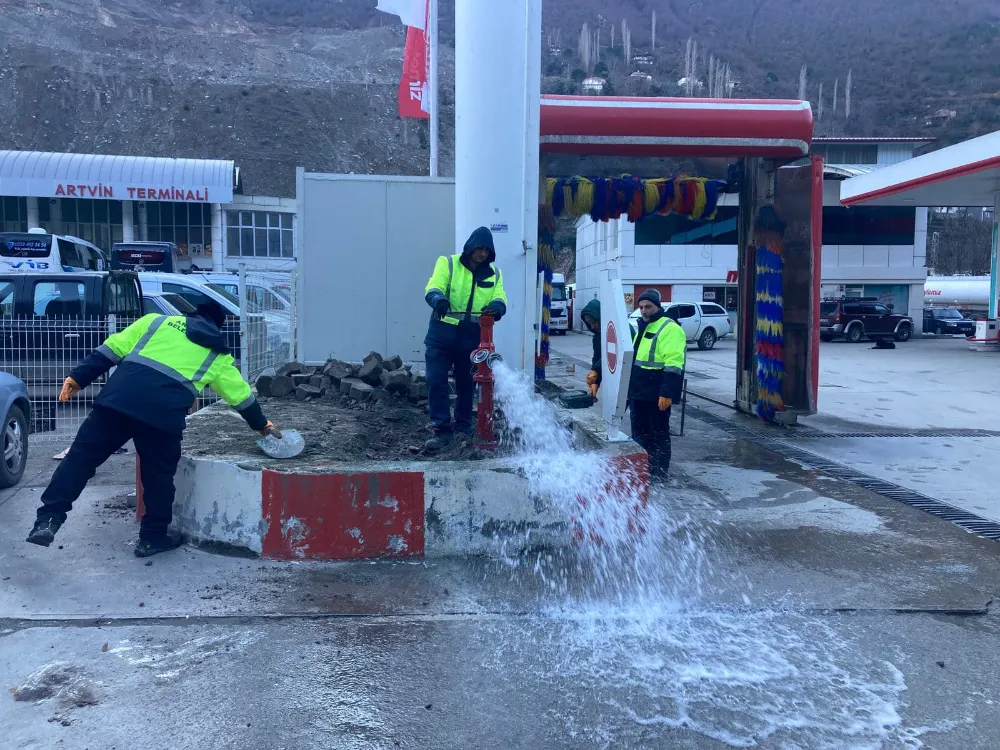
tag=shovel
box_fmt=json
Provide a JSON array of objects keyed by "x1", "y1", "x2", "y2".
[{"x1": 256, "y1": 427, "x2": 305, "y2": 459}]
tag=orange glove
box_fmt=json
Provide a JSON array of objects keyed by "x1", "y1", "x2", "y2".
[
  {"x1": 58, "y1": 377, "x2": 81, "y2": 403},
  {"x1": 585, "y1": 370, "x2": 598, "y2": 386},
  {"x1": 658, "y1": 397, "x2": 672, "y2": 412},
  {"x1": 588, "y1": 383, "x2": 599, "y2": 401},
  {"x1": 259, "y1": 420, "x2": 276, "y2": 437}
]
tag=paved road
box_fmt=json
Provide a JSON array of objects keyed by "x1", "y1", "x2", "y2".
[{"x1": 4, "y1": 409, "x2": 1000, "y2": 748}]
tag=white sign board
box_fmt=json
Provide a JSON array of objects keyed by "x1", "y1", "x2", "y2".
[{"x1": 600, "y1": 272, "x2": 634, "y2": 441}]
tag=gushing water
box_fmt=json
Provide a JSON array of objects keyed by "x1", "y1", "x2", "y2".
[{"x1": 487, "y1": 363, "x2": 924, "y2": 748}]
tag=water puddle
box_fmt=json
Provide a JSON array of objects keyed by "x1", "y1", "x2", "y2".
[{"x1": 487, "y1": 363, "x2": 925, "y2": 748}]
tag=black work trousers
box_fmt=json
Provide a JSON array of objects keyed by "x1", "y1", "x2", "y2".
[
  {"x1": 38, "y1": 405, "x2": 182, "y2": 539},
  {"x1": 425, "y1": 342, "x2": 475, "y2": 434},
  {"x1": 629, "y1": 400, "x2": 672, "y2": 479}
]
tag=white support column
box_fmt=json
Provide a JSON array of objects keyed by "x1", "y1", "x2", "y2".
[
  {"x1": 25, "y1": 197, "x2": 39, "y2": 230},
  {"x1": 49, "y1": 199, "x2": 62, "y2": 235},
  {"x1": 991, "y1": 193, "x2": 1000, "y2": 320},
  {"x1": 121, "y1": 200, "x2": 135, "y2": 242},
  {"x1": 455, "y1": 0, "x2": 542, "y2": 371},
  {"x1": 137, "y1": 202, "x2": 148, "y2": 241},
  {"x1": 211, "y1": 203, "x2": 224, "y2": 272}
]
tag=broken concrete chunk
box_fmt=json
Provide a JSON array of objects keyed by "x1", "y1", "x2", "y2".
[
  {"x1": 255, "y1": 374, "x2": 273, "y2": 397},
  {"x1": 276, "y1": 362, "x2": 302, "y2": 377},
  {"x1": 363, "y1": 351, "x2": 383, "y2": 366},
  {"x1": 291, "y1": 374, "x2": 312, "y2": 387},
  {"x1": 324, "y1": 362, "x2": 353, "y2": 385},
  {"x1": 358, "y1": 359, "x2": 383, "y2": 386},
  {"x1": 296, "y1": 385, "x2": 323, "y2": 400},
  {"x1": 350, "y1": 381, "x2": 375, "y2": 401},
  {"x1": 385, "y1": 369, "x2": 412, "y2": 394},
  {"x1": 383, "y1": 354, "x2": 403, "y2": 372},
  {"x1": 340, "y1": 377, "x2": 363, "y2": 396},
  {"x1": 270, "y1": 375, "x2": 295, "y2": 398}
]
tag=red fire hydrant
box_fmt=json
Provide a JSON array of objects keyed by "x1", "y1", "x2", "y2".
[{"x1": 471, "y1": 314, "x2": 502, "y2": 449}]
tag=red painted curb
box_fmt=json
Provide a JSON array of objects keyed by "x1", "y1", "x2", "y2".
[{"x1": 261, "y1": 470, "x2": 426, "y2": 561}]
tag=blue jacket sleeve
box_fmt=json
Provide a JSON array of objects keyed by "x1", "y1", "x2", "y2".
[{"x1": 70, "y1": 350, "x2": 116, "y2": 390}]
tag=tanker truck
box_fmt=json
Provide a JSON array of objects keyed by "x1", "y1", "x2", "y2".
[{"x1": 924, "y1": 276, "x2": 990, "y2": 315}]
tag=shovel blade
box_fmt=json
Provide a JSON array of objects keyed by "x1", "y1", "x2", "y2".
[{"x1": 257, "y1": 429, "x2": 305, "y2": 459}]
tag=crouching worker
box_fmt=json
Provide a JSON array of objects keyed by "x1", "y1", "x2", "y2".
[
  {"x1": 581, "y1": 299, "x2": 602, "y2": 401},
  {"x1": 628, "y1": 289, "x2": 686, "y2": 479},
  {"x1": 26, "y1": 303, "x2": 276, "y2": 557}
]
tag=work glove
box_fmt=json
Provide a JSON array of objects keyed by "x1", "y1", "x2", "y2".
[
  {"x1": 586, "y1": 370, "x2": 598, "y2": 386},
  {"x1": 481, "y1": 302, "x2": 505, "y2": 321},
  {"x1": 433, "y1": 298, "x2": 450, "y2": 317},
  {"x1": 259, "y1": 420, "x2": 277, "y2": 437},
  {"x1": 58, "y1": 377, "x2": 81, "y2": 403},
  {"x1": 588, "y1": 383, "x2": 599, "y2": 401},
  {"x1": 658, "y1": 397, "x2": 672, "y2": 412}
]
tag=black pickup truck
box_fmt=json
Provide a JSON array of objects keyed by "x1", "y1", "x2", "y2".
[{"x1": 0, "y1": 271, "x2": 144, "y2": 405}]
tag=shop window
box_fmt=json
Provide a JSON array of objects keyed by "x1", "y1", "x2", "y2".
[
  {"x1": 0, "y1": 196, "x2": 27, "y2": 233},
  {"x1": 822, "y1": 207, "x2": 915, "y2": 245},
  {"x1": 57, "y1": 199, "x2": 123, "y2": 254},
  {"x1": 635, "y1": 207, "x2": 739, "y2": 246},
  {"x1": 144, "y1": 201, "x2": 212, "y2": 263},
  {"x1": 225, "y1": 210, "x2": 294, "y2": 259}
]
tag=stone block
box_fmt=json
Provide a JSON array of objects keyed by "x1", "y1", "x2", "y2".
[
  {"x1": 408, "y1": 382, "x2": 429, "y2": 402},
  {"x1": 385, "y1": 369, "x2": 411, "y2": 394},
  {"x1": 383, "y1": 354, "x2": 403, "y2": 372},
  {"x1": 276, "y1": 362, "x2": 302, "y2": 377},
  {"x1": 358, "y1": 359, "x2": 383, "y2": 386},
  {"x1": 296, "y1": 385, "x2": 323, "y2": 400},
  {"x1": 413, "y1": 373, "x2": 426, "y2": 385},
  {"x1": 340, "y1": 378, "x2": 363, "y2": 396},
  {"x1": 350, "y1": 381, "x2": 375, "y2": 401},
  {"x1": 255, "y1": 374, "x2": 273, "y2": 397},
  {"x1": 363, "y1": 351, "x2": 383, "y2": 366},
  {"x1": 308, "y1": 376, "x2": 331, "y2": 394},
  {"x1": 324, "y1": 362, "x2": 353, "y2": 385},
  {"x1": 291, "y1": 374, "x2": 312, "y2": 387},
  {"x1": 270, "y1": 375, "x2": 295, "y2": 398}
]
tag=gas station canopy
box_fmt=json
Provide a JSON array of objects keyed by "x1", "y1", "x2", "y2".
[
  {"x1": 840, "y1": 131, "x2": 1000, "y2": 208},
  {"x1": 539, "y1": 96, "x2": 813, "y2": 159}
]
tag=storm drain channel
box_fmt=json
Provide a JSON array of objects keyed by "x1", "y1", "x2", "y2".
[{"x1": 688, "y1": 406, "x2": 1000, "y2": 542}]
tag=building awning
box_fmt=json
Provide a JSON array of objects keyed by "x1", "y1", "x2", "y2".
[
  {"x1": 0, "y1": 150, "x2": 239, "y2": 204},
  {"x1": 840, "y1": 131, "x2": 1000, "y2": 207},
  {"x1": 539, "y1": 96, "x2": 813, "y2": 159}
]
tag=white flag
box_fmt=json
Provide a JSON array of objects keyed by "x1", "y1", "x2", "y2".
[{"x1": 376, "y1": 0, "x2": 426, "y2": 31}]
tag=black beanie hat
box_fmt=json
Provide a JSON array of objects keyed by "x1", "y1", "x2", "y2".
[
  {"x1": 637, "y1": 288, "x2": 662, "y2": 308},
  {"x1": 195, "y1": 301, "x2": 227, "y2": 329}
]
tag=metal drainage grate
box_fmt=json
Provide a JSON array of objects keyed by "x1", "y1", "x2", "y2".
[
  {"x1": 688, "y1": 406, "x2": 1000, "y2": 542},
  {"x1": 794, "y1": 429, "x2": 1000, "y2": 440}
]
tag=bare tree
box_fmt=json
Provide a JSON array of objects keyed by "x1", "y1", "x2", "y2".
[
  {"x1": 622, "y1": 19, "x2": 632, "y2": 67},
  {"x1": 580, "y1": 23, "x2": 591, "y2": 70},
  {"x1": 691, "y1": 39, "x2": 698, "y2": 91},
  {"x1": 798, "y1": 64, "x2": 807, "y2": 101},
  {"x1": 833, "y1": 78, "x2": 839, "y2": 114},
  {"x1": 595, "y1": 28, "x2": 600, "y2": 63},
  {"x1": 818, "y1": 82, "x2": 824, "y2": 119},
  {"x1": 708, "y1": 55, "x2": 715, "y2": 97},
  {"x1": 845, "y1": 69, "x2": 853, "y2": 118},
  {"x1": 611, "y1": 23, "x2": 615, "y2": 49},
  {"x1": 651, "y1": 9, "x2": 657, "y2": 50},
  {"x1": 746, "y1": 0, "x2": 768, "y2": 43}
]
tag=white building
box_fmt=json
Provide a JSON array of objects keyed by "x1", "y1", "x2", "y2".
[
  {"x1": 574, "y1": 137, "x2": 935, "y2": 331},
  {"x1": 0, "y1": 150, "x2": 295, "y2": 273}
]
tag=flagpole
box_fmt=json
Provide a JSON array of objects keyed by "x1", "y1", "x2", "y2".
[{"x1": 428, "y1": 0, "x2": 439, "y2": 177}]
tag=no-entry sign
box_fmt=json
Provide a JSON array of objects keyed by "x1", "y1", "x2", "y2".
[{"x1": 606, "y1": 321, "x2": 619, "y2": 374}]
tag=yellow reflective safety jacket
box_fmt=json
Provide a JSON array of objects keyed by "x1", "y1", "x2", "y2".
[
  {"x1": 70, "y1": 313, "x2": 267, "y2": 435},
  {"x1": 424, "y1": 226, "x2": 507, "y2": 347},
  {"x1": 627, "y1": 313, "x2": 687, "y2": 402}
]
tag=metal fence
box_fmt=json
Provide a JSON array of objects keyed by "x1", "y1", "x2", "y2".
[{"x1": 235, "y1": 265, "x2": 297, "y2": 382}]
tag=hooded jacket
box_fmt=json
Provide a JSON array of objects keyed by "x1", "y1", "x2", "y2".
[
  {"x1": 424, "y1": 226, "x2": 507, "y2": 348},
  {"x1": 70, "y1": 313, "x2": 267, "y2": 435},
  {"x1": 580, "y1": 298, "x2": 602, "y2": 386},
  {"x1": 626, "y1": 310, "x2": 686, "y2": 403}
]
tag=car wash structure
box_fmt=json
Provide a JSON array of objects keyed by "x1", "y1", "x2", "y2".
[{"x1": 534, "y1": 94, "x2": 823, "y2": 423}]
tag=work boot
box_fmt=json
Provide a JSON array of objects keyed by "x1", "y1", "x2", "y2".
[
  {"x1": 424, "y1": 431, "x2": 453, "y2": 455},
  {"x1": 26, "y1": 516, "x2": 62, "y2": 547},
  {"x1": 134, "y1": 532, "x2": 184, "y2": 558}
]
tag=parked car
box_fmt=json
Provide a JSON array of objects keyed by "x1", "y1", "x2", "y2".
[
  {"x1": 193, "y1": 273, "x2": 292, "y2": 347},
  {"x1": 142, "y1": 291, "x2": 197, "y2": 317},
  {"x1": 111, "y1": 241, "x2": 192, "y2": 274},
  {"x1": 137, "y1": 272, "x2": 272, "y2": 366},
  {"x1": 629, "y1": 302, "x2": 732, "y2": 350},
  {"x1": 923, "y1": 307, "x2": 976, "y2": 336},
  {"x1": 0, "y1": 371, "x2": 29, "y2": 487},
  {"x1": 819, "y1": 297, "x2": 913, "y2": 343},
  {"x1": 0, "y1": 271, "x2": 143, "y2": 403}
]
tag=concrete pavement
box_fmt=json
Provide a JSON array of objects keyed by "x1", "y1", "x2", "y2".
[{"x1": 4, "y1": 399, "x2": 1000, "y2": 748}]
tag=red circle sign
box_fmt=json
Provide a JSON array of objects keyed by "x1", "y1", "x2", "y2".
[{"x1": 605, "y1": 321, "x2": 619, "y2": 374}]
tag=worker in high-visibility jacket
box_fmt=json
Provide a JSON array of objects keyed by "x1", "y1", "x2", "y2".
[
  {"x1": 423, "y1": 226, "x2": 507, "y2": 453},
  {"x1": 26, "y1": 303, "x2": 275, "y2": 557},
  {"x1": 628, "y1": 289, "x2": 686, "y2": 479}
]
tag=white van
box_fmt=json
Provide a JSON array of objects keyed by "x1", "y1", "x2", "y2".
[
  {"x1": 551, "y1": 272, "x2": 569, "y2": 334},
  {"x1": 0, "y1": 228, "x2": 105, "y2": 273}
]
